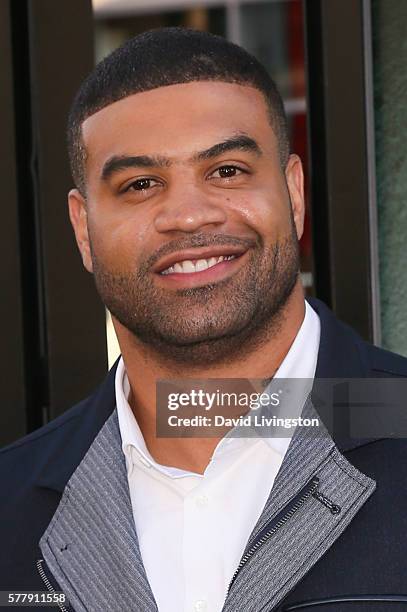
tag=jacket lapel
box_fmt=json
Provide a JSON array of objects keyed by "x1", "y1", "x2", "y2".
[
  {"x1": 222, "y1": 399, "x2": 376, "y2": 612},
  {"x1": 39, "y1": 408, "x2": 157, "y2": 612}
]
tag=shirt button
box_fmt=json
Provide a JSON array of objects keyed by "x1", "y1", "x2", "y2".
[
  {"x1": 195, "y1": 494, "x2": 209, "y2": 507},
  {"x1": 194, "y1": 601, "x2": 207, "y2": 611}
]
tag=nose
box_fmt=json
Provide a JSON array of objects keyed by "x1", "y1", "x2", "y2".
[{"x1": 154, "y1": 182, "x2": 227, "y2": 234}]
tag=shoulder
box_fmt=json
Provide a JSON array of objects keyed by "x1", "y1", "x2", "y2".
[
  {"x1": 307, "y1": 296, "x2": 407, "y2": 378},
  {"x1": 0, "y1": 360, "x2": 118, "y2": 485},
  {"x1": 363, "y1": 341, "x2": 407, "y2": 377},
  {"x1": 0, "y1": 396, "x2": 92, "y2": 483}
]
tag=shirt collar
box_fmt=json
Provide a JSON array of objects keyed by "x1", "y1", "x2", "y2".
[
  {"x1": 261, "y1": 300, "x2": 321, "y2": 455},
  {"x1": 274, "y1": 300, "x2": 320, "y2": 380}
]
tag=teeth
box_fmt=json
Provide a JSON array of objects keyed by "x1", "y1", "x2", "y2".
[
  {"x1": 195, "y1": 259, "x2": 209, "y2": 272},
  {"x1": 182, "y1": 260, "x2": 196, "y2": 273},
  {"x1": 161, "y1": 254, "x2": 236, "y2": 275}
]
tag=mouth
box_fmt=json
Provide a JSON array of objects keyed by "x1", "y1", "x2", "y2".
[
  {"x1": 161, "y1": 253, "x2": 238, "y2": 275},
  {"x1": 153, "y1": 247, "x2": 249, "y2": 288}
]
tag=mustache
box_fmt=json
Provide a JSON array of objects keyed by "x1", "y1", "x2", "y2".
[{"x1": 144, "y1": 233, "x2": 261, "y2": 270}]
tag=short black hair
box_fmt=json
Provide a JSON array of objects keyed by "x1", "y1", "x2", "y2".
[{"x1": 67, "y1": 27, "x2": 290, "y2": 195}]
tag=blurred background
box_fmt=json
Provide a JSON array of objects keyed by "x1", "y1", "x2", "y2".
[{"x1": 1, "y1": 0, "x2": 406, "y2": 445}]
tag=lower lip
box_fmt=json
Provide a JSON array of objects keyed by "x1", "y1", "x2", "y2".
[{"x1": 154, "y1": 252, "x2": 248, "y2": 288}]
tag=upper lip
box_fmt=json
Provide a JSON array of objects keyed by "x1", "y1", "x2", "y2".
[{"x1": 153, "y1": 246, "x2": 249, "y2": 274}]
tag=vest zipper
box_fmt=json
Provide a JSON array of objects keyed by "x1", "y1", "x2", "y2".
[
  {"x1": 227, "y1": 475, "x2": 341, "y2": 594},
  {"x1": 36, "y1": 559, "x2": 69, "y2": 612}
]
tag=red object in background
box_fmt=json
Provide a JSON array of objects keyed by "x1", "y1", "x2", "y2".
[{"x1": 287, "y1": 0, "x2": 312, "y2": 262}]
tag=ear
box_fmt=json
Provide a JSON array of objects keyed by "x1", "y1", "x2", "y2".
[
  {"x1": 285, "y1": 154, "x2": 305, "y2": 241},
  {"x1": 68, "y1": 189, "x2": 93, "y2": 273}
]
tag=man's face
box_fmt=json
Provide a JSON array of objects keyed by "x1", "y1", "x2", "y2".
[{"x1": 69, "y1": 81, "x2": 305, "y2": 366}]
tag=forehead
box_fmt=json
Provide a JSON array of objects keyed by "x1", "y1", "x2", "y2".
[{"x1": 81, "y1": 81, "x2": 277, "y2": 165}]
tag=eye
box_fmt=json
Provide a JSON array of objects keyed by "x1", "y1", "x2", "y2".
[
  {"x1": 210, "y1": 165, "x2": 245, "y2": 179},
  {"x1": 126, "y1": 177, "x2": 160, "y2": 191},
  {"x1": 212, "y1": 166, "x2": 242, "y2": 178}
]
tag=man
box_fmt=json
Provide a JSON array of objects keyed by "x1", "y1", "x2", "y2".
[{"x1": 1, "y1": 27, "x2": 407, "y2": 612}]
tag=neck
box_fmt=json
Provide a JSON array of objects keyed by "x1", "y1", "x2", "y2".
[{"x1": 114, "y1": 280, "x2": 305, "y2": 473}]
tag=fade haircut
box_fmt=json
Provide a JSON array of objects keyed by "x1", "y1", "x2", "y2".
[{"x1": 67, "y1": 27, "x2": 290, "y2": 195}]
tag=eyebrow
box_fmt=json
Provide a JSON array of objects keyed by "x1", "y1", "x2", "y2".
[
  {"x1": 101, "y1": 154, "x2": 170, "y2": 181},
  {"x1": 193, "y1": 135, "x2": 262, "y2": 161},
  {"x1": 101, "y1": 134, "x2": 262, "y2": 182}
]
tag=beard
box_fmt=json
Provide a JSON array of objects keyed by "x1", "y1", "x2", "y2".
[{"x1": 90, "y1": 221, "x2": 300, "y2": 368}]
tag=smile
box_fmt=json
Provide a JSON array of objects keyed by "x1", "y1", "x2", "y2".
[
  {"x1": 154, "y1": 249, "x2": 248, "y2": 289},
  {"x1": 160, "y1": 255, "x2": 237, "y2": 275}
]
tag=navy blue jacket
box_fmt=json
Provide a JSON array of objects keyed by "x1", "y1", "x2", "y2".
[{"x1": 1, "y1": 297, "x2": 407, "y2": 611}]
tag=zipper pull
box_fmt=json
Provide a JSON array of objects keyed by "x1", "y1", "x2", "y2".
[
  {"x1": 312, "y1": 488, "x2": 341, "y2": 515},
  {"x1": 227, "y1": 476, "x2": 321, "y2": 594},
  {"x1": 226, "y1": 476, "x2": 340, "y2": 596}
]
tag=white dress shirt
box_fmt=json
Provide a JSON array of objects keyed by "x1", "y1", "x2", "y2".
[{"x1": 116, "y1": 300, "x2": 321, "y2": 612}]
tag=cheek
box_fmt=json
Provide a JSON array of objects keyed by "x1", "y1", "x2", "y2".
[
  {"x1": 88, "y1": 208, "x2": 152, "y2": 270},
  {"x1": 230, "y1": 188, "x2": 293, "y2": 241}
]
